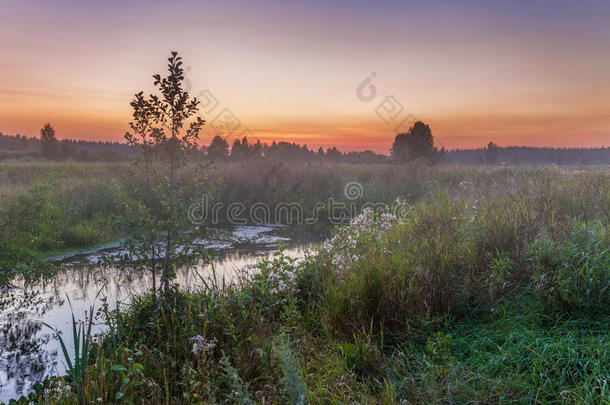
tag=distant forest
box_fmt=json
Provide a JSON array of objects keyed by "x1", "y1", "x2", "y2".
[
  {"x1": 444, "y1": 146, "x2": 610, "y2": 165},
  {"x1": 0, "y1": 130, "x2": 608, "y2": 165},
  {"x1": 0, "y1": 132, "x2": 133, "y2": 162}
]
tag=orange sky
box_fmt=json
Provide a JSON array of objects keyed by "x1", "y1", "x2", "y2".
[{"x1": 1, "y1": 0, "x2": 609, "y2": 153}]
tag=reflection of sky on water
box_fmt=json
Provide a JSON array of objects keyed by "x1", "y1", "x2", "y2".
[{"x1": 0, "y1": 226, "x2": 318, "y2": 402}]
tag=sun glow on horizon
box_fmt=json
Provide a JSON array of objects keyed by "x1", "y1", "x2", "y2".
[{"x1": 1, "y1": 0, "x2": 609, "y2": 152}]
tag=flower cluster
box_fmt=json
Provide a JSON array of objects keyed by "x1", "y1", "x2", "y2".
[
  {"x1": 267, "y1": 263, "x2": 298, "y2": 295},
  {"x1": 190, "y1": 335, "x2": 217, "y2": 356},
  {"x1": 321, "y1": 206, "x2": 400, "y2": 274},
  {"x1": 377, "y1": 211, "x2": 398, "y2": 230}
]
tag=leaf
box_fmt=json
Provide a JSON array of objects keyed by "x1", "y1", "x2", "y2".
[
  {"x1": 43, "y1": 322, "x2": 74, "y2": 374},
  {"x1": 116, "y1": 391, "x2": 124, "y2": 400},
  {"x1": 111, "y1": 364, "x2": 127, "y2": 371}
]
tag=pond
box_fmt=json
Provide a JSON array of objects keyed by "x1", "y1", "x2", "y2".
[{"x1": 0, "y1": 225, "x2": 320, "y2": 403}]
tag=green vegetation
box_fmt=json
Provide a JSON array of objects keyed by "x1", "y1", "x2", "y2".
[
  {"x1": 0, "y1": 159, "x2": 439, "y2": 283},
  {"x1": 4, "y1": 165, "x2": 608, "y2": 404},
  {"x1": 0, "y1": 163, "x2": 126, "y2": 284},
  {"x1": 43, "y1": 297, "x2": 97, "y2": 402}
]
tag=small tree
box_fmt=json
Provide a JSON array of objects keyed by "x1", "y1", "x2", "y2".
[
  {"x1": 122, "y1": 51, "x2": 207, "y2": 296},
  {"x1": 40, "y1": 123, "x2": 58, "y2": 159},
  {"x1": 317, "y1": 147, "x2": 325, "y2": 159},
  {"x1": 486, "y1": 141, "x2": 499, "y2": 164},
  {"x1": 230, "y1": 138, "x2": 243, "y2": 160},
  {"x1": 251, "y1": 139, "x2": 263, "y2": 159},
  {"x1": 207, "y1": 135, "x2": 229, "y2": 160},
  {"x1": 391, "y1": 121, "x2": 442, "y2": 163}
]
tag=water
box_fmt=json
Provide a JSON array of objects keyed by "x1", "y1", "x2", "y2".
[{"x1": 0, "y1": 225, "x2": 319, "y2": 402}]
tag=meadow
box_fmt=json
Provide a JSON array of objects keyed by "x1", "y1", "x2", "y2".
[{"x1": 1, "y1": 162, "x2": 609, "y2": 404}]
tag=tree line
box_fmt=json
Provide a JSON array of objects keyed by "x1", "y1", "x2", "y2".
[
  {"x1": 206, "y1": 135, "x2": 387, "y2": 163},
  {"x1": 1, "y1": 121, "x2": 608, "y2": 165},
  {"x1": 446, "y1": 142, "x2": 610, "y2": 165},
  {"x1": 0, "y1": 127, "x2": 133, "y2": 161}
]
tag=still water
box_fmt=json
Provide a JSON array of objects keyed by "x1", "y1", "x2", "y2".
[{"x1": 0, "y1": 225, "x2": 319, "y2": 402}]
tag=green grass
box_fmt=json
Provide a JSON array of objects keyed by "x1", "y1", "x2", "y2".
[
  {"x1": 378, "y1": 301, "x2": 609, "y2": 404},
  {"x1": 449, "y1": 308, "x2": 610, "y2": 403}
]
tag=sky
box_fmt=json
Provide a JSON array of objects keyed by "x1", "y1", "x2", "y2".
[{"x1": 1, "y1": 0, "x2": 609, "y2": 153}]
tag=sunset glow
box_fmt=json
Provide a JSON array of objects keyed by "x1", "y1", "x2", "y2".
[{"x1": 2, "y1": 0, "x2": 609, "y2": 152}]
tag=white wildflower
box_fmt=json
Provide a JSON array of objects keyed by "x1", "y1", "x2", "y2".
[
  {"x1": 267, "y1": 266, "x2": 299, "y2": 296},
  {"x1": 321, "y1": 205, "x2": 400, "y2": 276},
  {"x1": 190, "y1": 335, "x2": 217, "y2": 356}
]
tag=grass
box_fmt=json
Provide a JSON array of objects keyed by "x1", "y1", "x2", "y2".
[
  {"x1": 379, "y1": 302, "x2": 610, "y2": 403},
  {"x1": 2, "y1": 163, "x2": 610, "y2": 404},
  {"x1": 449, "y1": 308, "x2": 610, "y2": 403}
]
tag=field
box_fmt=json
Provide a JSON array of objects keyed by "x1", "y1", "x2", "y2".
[{"x1": 1, "y1": 162, "x2": 609, "y2": 404}]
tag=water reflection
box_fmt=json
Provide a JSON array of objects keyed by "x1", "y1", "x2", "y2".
[
  {"x1": 0, "y1": 226, "x2": 318, "y2": 402},
  {"x1": 0, "y1": 289, "x2": 61, "y2": 400}
]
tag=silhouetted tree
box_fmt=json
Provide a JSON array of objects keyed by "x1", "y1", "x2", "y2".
[
  {"x1": 240, "y1": 136, "x2": 252, "y2": 159},
  {"x1": 326, "y1": 147, "x2": 341, "y2": 161},
  {"x1": 40, "y1": 123, "x2": 57, "y2": 159},
  {"x1": 317, "y1": 147, "x2": 325, "y2": 159},
  {"x1": 207, "y1": 135, "x2": 229, "y2": 160},
  {"x1": 391, "y1": 121, "x2": 441, "y2": 163},
  {"x1": 251, "y1": 139, "x2": 263, "y2": 159},
  {"x1": 486, "y1": 141, "x2": 499, "y2": 164},
  {"x1": 123, "y1": 51, "x2": 207, "y2": 297},
  {"x1": 230, "y1": 138, "x2": 243, "y2": 160}
]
